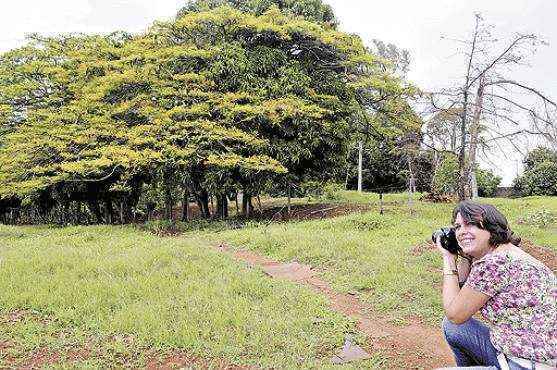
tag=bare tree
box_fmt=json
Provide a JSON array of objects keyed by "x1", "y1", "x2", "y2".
[{"x1": 427, "y1": 14, "x2": 556, "y2": 200}]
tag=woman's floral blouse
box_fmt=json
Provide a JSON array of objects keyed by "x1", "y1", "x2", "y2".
[{"x1": 465, "y1": 252, "x2": 556, "y2": 366}]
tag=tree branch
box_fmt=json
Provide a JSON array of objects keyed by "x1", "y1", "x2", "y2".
[{"x1": 487, "y1": 79, "x2": 557, "y2": 108}]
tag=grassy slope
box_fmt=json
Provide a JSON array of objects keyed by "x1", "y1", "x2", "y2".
[
  {"x1": 0, "y1": 225, "x2": 378, "y2": 369},
  {"x1": 206, "y1": 193, "x2": 557, "y2": 325},
  {"x1": 0, "y1": 194, "x2": 554, "y2": 368}
]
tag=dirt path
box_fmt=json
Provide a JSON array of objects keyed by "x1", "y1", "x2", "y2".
[{"x1": 216, "y1": 244, "x2": 454, "y2": 369}]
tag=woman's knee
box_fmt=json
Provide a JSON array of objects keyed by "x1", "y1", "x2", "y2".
[{"x1": 442, "y1": 316, "x2": 475, "y2": 343}]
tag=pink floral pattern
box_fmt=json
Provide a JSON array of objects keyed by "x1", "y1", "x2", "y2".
[{"x1": 465, "y1": 252, "x2": 556, "y2": 366}]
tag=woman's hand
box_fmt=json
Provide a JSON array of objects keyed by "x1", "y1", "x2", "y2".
[{"x1": 434, "y1": 236, "x2": 457, "y2": 259}]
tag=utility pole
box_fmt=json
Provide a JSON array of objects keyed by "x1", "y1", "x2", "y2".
[{"x1": 357, "y1": 140, "x2": 363, "y2": 193}]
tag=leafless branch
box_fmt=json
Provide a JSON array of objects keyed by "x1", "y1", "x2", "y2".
[
  {"x1": 487, "y1": 79, "x2": 557, "y2": 108},
  {"x1": 467, "y1": 34, "x2": 536, "y2": 89}
]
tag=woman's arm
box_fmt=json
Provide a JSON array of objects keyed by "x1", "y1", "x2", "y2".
[
  {"x1": 441, "y1": 254, "x2": 461, "y2": 310},
  {"x1": 457, "y1": 256, "x2": 472, "y2": 286},
  {"x1": 437, "y1": 245, "x2": 490, "y2": 324}
]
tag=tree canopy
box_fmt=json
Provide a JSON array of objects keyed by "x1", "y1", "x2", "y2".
[{"x1": 0, "y1": 3, "x2": 418, "y2": 224}]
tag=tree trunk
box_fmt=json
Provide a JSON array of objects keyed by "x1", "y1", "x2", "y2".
[
  {"x1": 87, "y1": 199, "x2": 103, "y2": 224},
  {"x1": 451, "y1": 123, "x2": 458, "y2": 153},
  {"x1": 215, "y1": 194, "x2": 228, "y2": 219},
  {"x1": 181, "y1": 186, "x2": 189, "y2": 222},
  {"x1": 431, "y1": 151, "x2": 440, "y2": 192},
  {"x1": 287, "y1": 185, "x2": 291, "y2": 215},
  {"x1": 146, "y1": 201, "x2": 155, "y2": 222},
  {"x1": 242, "y1": 192, "x2": 252, "y2": 217},
  {"x1": 256, "y1": 195, "x2": 262, "y2": 214},
  {"x1": 119, "y1": 201, "x2": 124, "y2": 224},
  {"x1": 222, "y1": 194, "x2": 229, "y2": 218},
  {"x1": 163, "y1": 178, "x2": 174, "y2": 222},
  {"x1": 197, "y1": 190, "x2": 210, "y2": 219},
  {"x1": 123, "y1": 196, "x2": 134, "y2": 224},
  {"x1": 407, "y1": 162, "x2": 415, "y2": 215},
  {"x1": 458, "y1": 16, "x2": 481, "y2": 201},
  {"x1": 464, "y1": 76, "x2": 486, "y2": 200},
  {"x1": 104, "y1": 198, "x2": 113, "y2": 224},
  {"x1": 471, "y1": 171, "x2": 479, "y2": 200}
]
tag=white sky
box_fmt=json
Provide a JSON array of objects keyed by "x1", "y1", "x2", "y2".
[{"x1": 1, "y1": 0, "x2": 556, "y2": 185}]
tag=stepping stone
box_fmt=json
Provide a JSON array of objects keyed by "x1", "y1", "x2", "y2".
[
  {"x1": 262, "y1": 262, "x2": 314, "y2": 281},
  {"x1": 330, "y1": 337, "x2": 372, "y2": 364}
]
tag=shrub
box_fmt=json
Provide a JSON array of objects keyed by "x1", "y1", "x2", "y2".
[
  {"x1": 322, "y1": 182, "x2": 344, "y2": 200},
  {"x1": 475, "y1": 168, "x2": 501, "y2": 197},
  {"x1": 299, "y1": 180, "x2": 325, "y2": 198}
]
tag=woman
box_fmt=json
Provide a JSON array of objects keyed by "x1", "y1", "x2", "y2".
[{"x1": 435, "y1": 200, "x2": 556, "y2": 370}]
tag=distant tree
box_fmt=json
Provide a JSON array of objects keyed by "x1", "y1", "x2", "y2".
[
  {"x1": 429, "y1": 14, "x2": 556, "y2": 200},
  {"x1": 345, "y1": 138, "x2": 407, "y2": 192},
  {"x1": 522, "y1": 147, "x2": 557, "y2": 169},
  {"x1": 423, "y1": 107, "x2": 463, "y2": 154},
  {"x1": 513, "y1": 147, "x2": 557, "y2": 196},
  {"x1": 347, "y1": 38, "x2": 420, "y2": 193},
  {"x1": 475, "y1": 168, "x2": 501, "y2": 197}
]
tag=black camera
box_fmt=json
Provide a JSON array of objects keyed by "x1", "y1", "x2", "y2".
[{"x1": 432, "y1": 227, "x2": 460, "y2": 255}]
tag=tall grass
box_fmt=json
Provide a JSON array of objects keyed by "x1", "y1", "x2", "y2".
[{"x1": 0, "y1": 225, "x2": 372, "y2": 368}]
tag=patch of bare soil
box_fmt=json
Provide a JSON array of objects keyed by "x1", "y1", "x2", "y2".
[
  {"x1": 154, "y1": 201, "x2": 374, "y2": 224},
  {"x1": 411, "y1": 242, "x2": 436, "y2": 256},
  {"x1": 419, "y1": 193, "x2": 456, "y2": 203},
  {"x1": 217, "y1": 243, "x2": 454, "y2": 369},
  {"x1": 0, "y1": 310, "x2": 53, "y2": 326},
  {"x1": 520, "y1": 240, "x2": 557, "y2": 271},
  {"x1": 144, "y1": 352, "x2": 251, "y2": 370},
  {"x1": 253, "y1": 203, "x2": 374, "y2": 222},
  {"x1": 144, "y1": 203, "x2": 377, "y2": 236}
]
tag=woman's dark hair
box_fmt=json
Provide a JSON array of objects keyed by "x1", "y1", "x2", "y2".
[{"x1": 452, "y1": 201, "x2": 521, "y2": 247}]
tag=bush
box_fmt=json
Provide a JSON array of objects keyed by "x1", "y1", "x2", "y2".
[
  {"x1": 298, "y1": 180, "x2": 325, "y2": 198},
  {"x1": 322, "y1": 182, "x2": 344, "y2": 200},
  {"x1": 475, "y1": 168, "x2": 501, "y2": 197}
]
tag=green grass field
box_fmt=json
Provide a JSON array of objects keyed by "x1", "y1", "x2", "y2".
[
  {"x1": 1, "y1": 193, "x2": 555, "y2": 368},
  {"x1": 205, "y1": 193, "x2": 556, "y2": 324},
  {"x1": 0, "y1": 226, "x2": 365, "y2": 369}
]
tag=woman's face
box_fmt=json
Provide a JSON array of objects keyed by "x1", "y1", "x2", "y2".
[{"x1": 454, "y1": 212, "x2": 492, "y2": 258}]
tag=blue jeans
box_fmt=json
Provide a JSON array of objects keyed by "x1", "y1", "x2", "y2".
[{"x1": 442, "y1": 317, "x2": 531, "y2": 370}]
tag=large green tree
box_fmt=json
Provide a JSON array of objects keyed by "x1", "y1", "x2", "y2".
[{"x1": 0, "y1": 3, "x2": 418, "y2": 224}]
